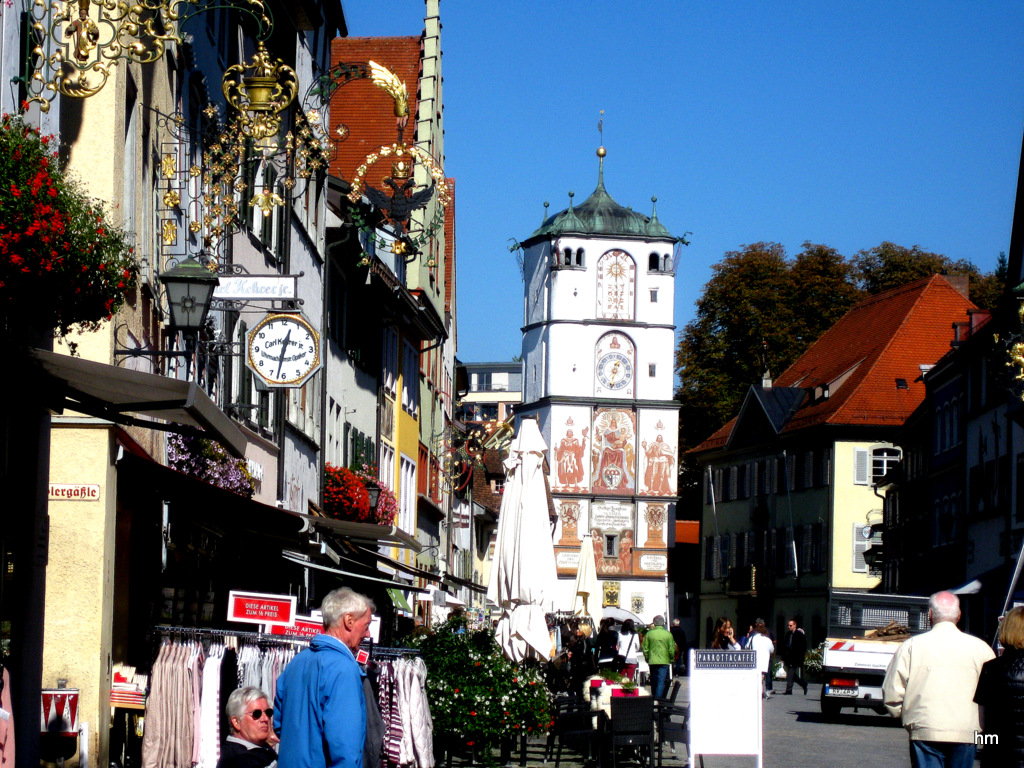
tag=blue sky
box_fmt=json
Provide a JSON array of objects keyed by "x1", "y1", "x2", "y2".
[{"x1": 339, "y1": 1, "x2": 1024, "y2": 364}]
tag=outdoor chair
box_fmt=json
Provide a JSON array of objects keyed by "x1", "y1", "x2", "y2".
[
  {"x1": 655, "y1": 701, "x2": 698, "y2": 768},
  {"x1": 608, "y1": 696, "x2": 655, "y2": 768},
  {"x1": 654, "y1": 679, "x2": 681, "y2": 708},
  {"x1": 546, "y1": 696, "x2": 599, "y2": 768}
]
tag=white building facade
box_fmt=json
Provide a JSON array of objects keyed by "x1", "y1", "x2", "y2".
[{"x1": 515, "y1": 156, "x2": 682, "y2": 623}]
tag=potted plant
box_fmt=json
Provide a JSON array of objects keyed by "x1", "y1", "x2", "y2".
[
  {"x1": 0, "y1": 113, "x2": 137, "y2": 352},
  {"x1": 613, "y1": 680, "x2": 639, "y2": 697}
]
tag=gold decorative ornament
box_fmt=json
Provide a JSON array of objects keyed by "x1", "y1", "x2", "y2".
[
  {"x1": 163, "y1": 190, "x2": 180, "y2": 208},
  {"x1": 368, "y1": 60, "x2": 409, "y2": 130},
  {"x1": 161, "y1": 219, "x2": 177, "y2": 246},
  {"x1": 27, "y1": 0, "x2": 274, "y2": 111},
  {"x1": 250, "y1": 189, "x2": 284, "y2": 217},
  {"x1": 161, "y1": 153, "x2": 177, "y2": 179},
  {"x1": 222, "y1": 41, "x2": 298, "y2": 142}
]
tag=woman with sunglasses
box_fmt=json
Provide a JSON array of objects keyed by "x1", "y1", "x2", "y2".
[{"x1": 219, "y1": 686, "x2": 279, "y2": 768}]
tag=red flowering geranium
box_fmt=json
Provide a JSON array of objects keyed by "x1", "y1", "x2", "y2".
[
  {"x1": 0, "y1": 113, "x2": 137, "y2": 350},
  {"x1": 352, "y1": 463, "x2": 399, "y2": 525},
  {"x1": 323, "y1": 463, "x2": 371, "y2": 522}
]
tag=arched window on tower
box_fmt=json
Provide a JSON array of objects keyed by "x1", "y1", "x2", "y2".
[
  {"x1": 564, "y1": 248, "x2": 572, "y2": 266},
  {"x1": 575, "y1": 248, "x2": 584, "y2": 267},
  {"x1": 649, "y1": 252, "x2": 660, "y2": 271},
  {"x1": 663, "y1": 254, "x2": 672, "y2": 271}
]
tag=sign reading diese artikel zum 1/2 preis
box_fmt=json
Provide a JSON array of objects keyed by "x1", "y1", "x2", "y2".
[{"x1": 227, "y1": 591, "x2": 297, "y2": 627}]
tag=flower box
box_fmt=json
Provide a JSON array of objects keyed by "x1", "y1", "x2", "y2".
[{"x1": 611, "y1": 688, "x2": 639, "y2": 697}]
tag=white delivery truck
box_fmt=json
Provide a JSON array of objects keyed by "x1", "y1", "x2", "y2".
[{"x1": 820, "y1": 591, "x2": 931, "y2": 718}]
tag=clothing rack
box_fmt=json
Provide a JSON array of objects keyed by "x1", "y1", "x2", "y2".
[
  {"x1": 153, "y1": 625, "x2": 311, "y2": 647},
  {"x1": 367, "y1": 646, "x2": 420, "y2": 659}
]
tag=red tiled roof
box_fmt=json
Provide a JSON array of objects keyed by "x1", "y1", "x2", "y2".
[
  {"x1": 691, "y1": 275, "x2": 976, "y2": 453},
  {"x1": 329, "y1": 37, "x2": 422, "y2": 186}
]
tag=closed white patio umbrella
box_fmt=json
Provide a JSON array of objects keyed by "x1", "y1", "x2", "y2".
[
  {"x1": 572, "y1": 535, "x2": 599, "y2": 619},
  {"x1": 486, "y1": 419, "x2": 558, "y2": 662}
]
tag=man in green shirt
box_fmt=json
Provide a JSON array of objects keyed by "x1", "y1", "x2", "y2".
[{"x1": 642, "y1": 615, "x2": 677, "y2": 699}]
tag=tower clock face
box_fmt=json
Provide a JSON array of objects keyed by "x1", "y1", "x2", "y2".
[
  {"x1": 596, "y1": 352, "x2": 633, "y2": 390},
  {"x1": 246, "y1": 313, "x2": 322, "y2": 388}
]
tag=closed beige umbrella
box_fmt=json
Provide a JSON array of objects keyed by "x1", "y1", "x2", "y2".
[
  {"x1": 486, "y1": 419, "x2": 558, "y2": 662},
  {"x1": 573, "y1": 535, "x2": 600, "y2": 619}
]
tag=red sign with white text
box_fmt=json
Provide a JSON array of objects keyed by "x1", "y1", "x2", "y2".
[
  {"x1": 227, "y1": 591, "x2": 297, "y2": 627},
  {"x1": 269, "y1": 616, "x2": 322, "y2": 638}
]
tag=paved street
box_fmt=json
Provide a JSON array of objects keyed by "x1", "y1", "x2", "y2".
[{"x1": 450, "y1": 678, "x2": 986, "y2": 768}]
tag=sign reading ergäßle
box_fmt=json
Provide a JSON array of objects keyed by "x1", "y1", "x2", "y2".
[{"x1": 227, "y1": 591, "x2": 297, "y2": 627}]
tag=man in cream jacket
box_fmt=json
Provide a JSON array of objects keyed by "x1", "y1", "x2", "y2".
[{"x1": 882, "y1": 591, "x2": 994, "y2": 768}]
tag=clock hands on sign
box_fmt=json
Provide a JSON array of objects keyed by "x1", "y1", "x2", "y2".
[{"x1": 246, "y1": 313, "x2": 322, "y2": 388}]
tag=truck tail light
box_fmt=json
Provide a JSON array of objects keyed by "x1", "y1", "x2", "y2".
[{"x1": 829, "y1": 677, "x2": 858, "y2": 688}]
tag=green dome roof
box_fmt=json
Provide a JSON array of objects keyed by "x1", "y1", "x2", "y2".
[{"x1": 528, "y1": 162, "x2": 677, "y2": 243}]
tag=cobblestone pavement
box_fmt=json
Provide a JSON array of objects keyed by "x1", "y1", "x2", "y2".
[{"x1": 446, "y1": 677, "x2": 984, "y2": 768}]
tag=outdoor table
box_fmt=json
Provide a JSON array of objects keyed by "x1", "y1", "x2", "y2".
[{"x1": 587, "y1": 678, "x2": 651, "y2": 721}]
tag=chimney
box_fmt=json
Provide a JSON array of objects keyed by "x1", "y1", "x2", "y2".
[{"x1": 943, "y1": 274, "x2": 970, "y2": 300}]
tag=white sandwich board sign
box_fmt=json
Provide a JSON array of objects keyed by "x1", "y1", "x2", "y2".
[{"x1": 688, "y1": 649, "x2": 762, "y2": 767}]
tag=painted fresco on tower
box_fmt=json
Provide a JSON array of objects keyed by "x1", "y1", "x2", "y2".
[
  {"x1": 638, "y1": 411, "x2": 678, "y2": 497},
  {"x1": 551, "y1": 410, "x2": 591, "y2": 492},
  {"x1": 555, "y1": 498, "x2": 587, "y2": 547},
  {"x1": 592, "y1": 408, "x2": 636, "y2": 494},
  {"x1": 594, "y1": 332, "x2": 636, "y2": 398},
  {"x1": 590, "y1": 500, "x2": 635, "y2": 576},
  {"x1": 596, "y1": 250, "x2": 636, "y2": 320}
]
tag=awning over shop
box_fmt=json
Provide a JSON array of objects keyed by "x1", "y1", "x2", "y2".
[
  {"x1": 443, "y1": 593, "x2": 466, "y2": 607},
  {"x1": 281, "y1": 552, "x2": 429, "y2": 592},
  {"x1": 443, "y1": 572, "x2": 487, "y2": 594},
  {"x1": 31, "y1": 348, "x2": 247, "y2": 457},
  {"x1": 294, "y1": 508, "x2": 423, "y2": 553},
  {"x1": 118, "y1": 452, "x2": 302, "y2": 539},
  {"x1": 353, "y1": 545, "x2": 441, "y2": 584},
  {"x1": 387, "y1": 588, "x2": 413, "y2": 613}
]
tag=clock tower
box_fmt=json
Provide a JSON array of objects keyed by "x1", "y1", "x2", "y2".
[{"x1": 515, "y1": 148, "x2": 682, "y2": 622}]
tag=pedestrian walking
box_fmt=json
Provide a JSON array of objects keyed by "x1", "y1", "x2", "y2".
[
  {"x1": 274, "y1": 587, "x2": 376, "y2": 768},
  {"x1": 670, "y1": 618, "x2": 688, "y2": 676},
  {"x1": 782, "y1": 618, "x2": 809, "y2": 695},
  {"x1": 882, "y1": 590, "x2": 994, "y2": 768},
  {"x1": 750, "y1": 621, "x2": 775, "y2": 699},
  {"x1": 642, "y1": 615, "x2": 677, "y2": 699},
  {"x1": 974, "y1": 605, "x2": 1024, "y2": 767}
]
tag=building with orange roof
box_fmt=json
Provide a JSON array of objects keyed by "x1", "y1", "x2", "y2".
[
  {"x1": 324, "y1": 0, "x2": 462, "y2": 622},
  {"x1": 689, "y1": 274, "x2": 976, "y2": 646}
]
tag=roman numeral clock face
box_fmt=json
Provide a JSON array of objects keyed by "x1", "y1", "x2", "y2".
[{"x1": 246, "y1": 313, "x2": 322, "y2": 388}]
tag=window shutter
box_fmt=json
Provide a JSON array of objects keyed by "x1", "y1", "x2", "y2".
[
  {"x1": 718, "y1": 535, "x2": 729, "y2": 577},
  {"x1": 712, "y1": 536, "x2": 722, "y2": 579},
  {"x1": 804, "y1": 451, "x2": 814, "y2": 489},
  {"x1": 728, "y1": 534, "x2": 737, "y2": 569},
  {"x1": 854, "y1": 448, "x2": 870, "y2": 485},
  {"x1": 728, "y1": 467, "x2": 738, "y2": 500},
  {"x1": 853, "y1": 523, "x2": 869, "y2": 572},
  {"x1": 802, "y1": 525, "x2": 812, "y2": 569},
  {"x1": 822, "y1": 448, "x2": 832, "y2": 486}
]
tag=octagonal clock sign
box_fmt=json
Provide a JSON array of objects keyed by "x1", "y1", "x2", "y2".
[{"x1": 245, "y1": 312, "x2": 323, "y2": 388}]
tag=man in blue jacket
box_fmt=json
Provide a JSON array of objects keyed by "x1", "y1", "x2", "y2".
[{"x1": 275, "y1": 587, "x2": 374, "y2": 768}]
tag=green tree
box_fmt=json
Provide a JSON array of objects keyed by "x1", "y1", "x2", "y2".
[
  {"x1": 676, "y1": 240, "x2": 1005, "y2": 508},
  {"x1": 853, "y1": 242, "x2": 978, "y2": 296}
]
